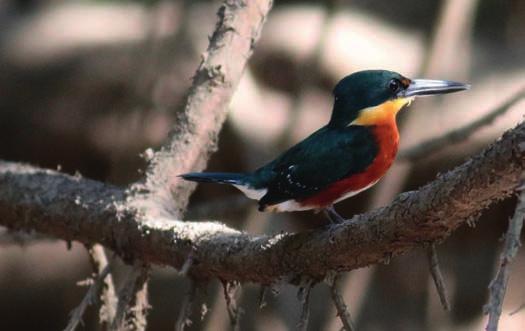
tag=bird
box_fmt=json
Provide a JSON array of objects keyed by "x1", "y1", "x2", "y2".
[{"x1": 180, "y1": 70, "x2": 469, "y2": 223}]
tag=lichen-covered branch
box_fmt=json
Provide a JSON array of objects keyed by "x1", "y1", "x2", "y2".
[
  {"x1": 111, "y1": 263, "x2": 150, "y2": 331},
  {"x1": 87, "y1": 244, "x2": 117, "y2": 327},
  {"x1": 0, "y1": 121, "x2": 523, "y2": 283},
  {"x1": 113, "y1": 1, "x2": 272, "y2": 329},
  {"x1": 64, "y1": 265, "x2": 112, "y2": 331}
]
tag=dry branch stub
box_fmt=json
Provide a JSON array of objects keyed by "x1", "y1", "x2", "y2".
[{"x1": 426, "y1": 243, "x2": 451, "y2": 311}]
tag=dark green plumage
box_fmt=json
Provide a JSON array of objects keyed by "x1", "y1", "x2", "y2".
[
  {"x1": 329, "y1": 70, "x2": 407, "y2": 127},
  {"x1": 254, "y1": 126, "x2": 377, "y2": 208},
  {"x1": 181, "y1": 125, "x2": 378, "y2": 210}
]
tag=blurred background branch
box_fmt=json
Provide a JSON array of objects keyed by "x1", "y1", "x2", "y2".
[{"x1": 399, "y1": 87, "x2": 525, "y2": 162}]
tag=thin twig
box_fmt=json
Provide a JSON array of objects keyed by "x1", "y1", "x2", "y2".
[
  {"x1": 328, "y1": 274, "x2": 356, "y2": 331},
  {"x1": 111, "y1": 263, "x2": 151, "y2": 331},
  {"x1": 485, "y1": 179, "x2": 525, "y2": 331},
  {"x1": 64, "y1": 265, "x2": 111, "y2": 331},
  {"x1": 258, "y1": 286, "x2": 269, "y2": 309},
  {"x1": 175, "y1": 279, "x2": 198, "y2": 331},
  {"x1": 297, "y1": 281, "x2": 313, "y2": 331},
  {"x1": 87, "y1": 244, "x2": 117, "y2": 328},
  {"x1": 222, "y1": 280, "x2": 242, "y2": 331},
  {"x1": 178, "y1": 251, "x2": 194, "y2": 276},
  {"x1": 510, "y1": 302, "x2": 525, "y2": 316},
  {"x1": 426, "y1": 243, "x2": 451, "y2": 311},
  {"x1": 399, "y1": 88, "x2": 525, "y2": 162}
]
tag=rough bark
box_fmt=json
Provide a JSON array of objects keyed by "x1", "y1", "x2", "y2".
[
  {"x1": 0, "y1": 121, "x2": 523, "y2": 283},
  {"x1": 129, "y1": 0, "x2": 273, "y2": 218}
]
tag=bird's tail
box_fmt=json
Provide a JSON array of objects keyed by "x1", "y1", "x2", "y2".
[
  {"x1": 179, "y1": 172, "x2": 247, "y2": 185},
  {"x1": 180, "y1": 172, "x2": 268, "y2": 201}
]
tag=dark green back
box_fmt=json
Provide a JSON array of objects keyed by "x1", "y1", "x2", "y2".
[{"x1": 254, "y1": 125, "x2": 378, "y2": 207}]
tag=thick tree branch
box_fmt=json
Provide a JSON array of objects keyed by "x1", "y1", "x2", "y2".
[
  {"x1": 129, "y1": 0, "x2": 273, "y2": 217},
  {"x1": 0, "y1": 122, "x2": 524, "y2": 283},
  {"x1": 115, "y1": 2, "x2": 272, "y2": 328}
]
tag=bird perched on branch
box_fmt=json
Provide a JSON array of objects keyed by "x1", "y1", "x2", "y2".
[{"x1": 181, "y1": 70, "x2": 469, "y2": 223}]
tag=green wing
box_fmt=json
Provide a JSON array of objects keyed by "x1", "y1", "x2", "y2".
[{"x1": 257, "y1": 125, "x2": 378, "y2": 207}]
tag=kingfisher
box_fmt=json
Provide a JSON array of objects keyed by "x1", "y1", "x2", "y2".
[{"x1": 181, "y1": 70, "x2": 469, "y2": 223}]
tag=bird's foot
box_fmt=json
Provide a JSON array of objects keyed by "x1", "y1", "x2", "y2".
[{"x1": 323, "y1": 206, "x2": 347, "y2": 224}]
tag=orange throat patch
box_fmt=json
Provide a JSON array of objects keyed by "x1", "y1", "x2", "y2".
[{"x1": 351, "y1": 97, "x2": 414, "y2": 126}]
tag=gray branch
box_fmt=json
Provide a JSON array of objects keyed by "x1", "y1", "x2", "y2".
[
  {"x1": 0, "y1": 121, "x2": 524, "y2": 283},
  {"x1": 129, "y1": 0, "x2": 274, "y2": 218},
  {"x1": 426, "y1": 244, "x2": 451, "y2": 311},
  {"x1": 485, "y1": 177, "x2": 525, "y2": 331},
  {"x1": 64, "y1": 266, "x2": 112, "y2": 331},
  {"x1": 328, "y1": 274, "x2": 356, "y2": 331},
  {"x1": 87, "y1": 244, "x2": 117, "y2": 327}
]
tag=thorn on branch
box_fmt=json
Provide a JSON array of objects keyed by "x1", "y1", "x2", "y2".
[
  {"x1": 221, "y1": 280, "x2": 242, "y2": 331},
  {"x1": 327, "y1": 274, "x2": 356, "y2": 331},
  {"x1": 426, "y1": 243, "x2": 451, "y2": 311},
  {"x1": 63, "y1": 265, "x2": 111, "y2": 331},
  {"x1": 485, "y1": 180, "x2": 525, "y2": 331},
  {"x1": 296, "y1": 279, "x2": 314, "y2": 331}
]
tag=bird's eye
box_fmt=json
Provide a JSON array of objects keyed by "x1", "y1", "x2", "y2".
[{"x1": 389, "y1": 79, "x2": 401, "y2": 93}]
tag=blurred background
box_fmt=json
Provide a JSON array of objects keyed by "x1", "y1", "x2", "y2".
[{"x1": 0, "y1": 0, "x2": 524, "y2": 330}]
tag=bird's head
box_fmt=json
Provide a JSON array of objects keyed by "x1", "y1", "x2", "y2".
[{"x1": 329, "y1": 70, "x2": 469, "y2": 127}]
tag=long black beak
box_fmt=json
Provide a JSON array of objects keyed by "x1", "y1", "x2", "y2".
[{"x1": 399, "y1": 79, "x2": 470, "y2": 97}]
